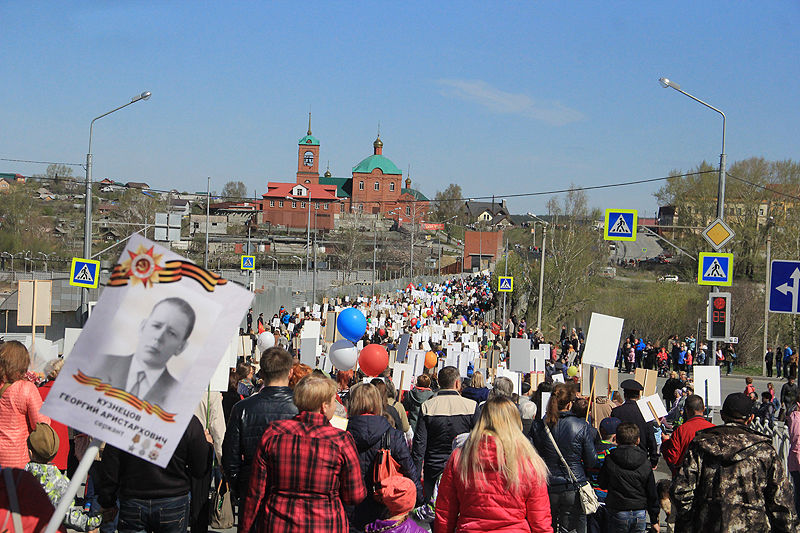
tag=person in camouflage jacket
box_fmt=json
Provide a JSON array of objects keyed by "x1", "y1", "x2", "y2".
[{"x1": 671, "y1": 392, "x2": 797, "y2": 532}]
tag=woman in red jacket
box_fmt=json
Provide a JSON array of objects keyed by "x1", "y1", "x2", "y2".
[{"x1": 435, "y1": 397, "x2": 552, "y2": 533}]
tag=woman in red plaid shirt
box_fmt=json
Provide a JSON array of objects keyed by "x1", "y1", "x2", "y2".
[{"x1": 240, "y1": 373, "x2": 367, "y2": 533}]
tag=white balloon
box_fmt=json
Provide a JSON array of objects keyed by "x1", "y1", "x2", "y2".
[
  {"x1": 257, "y1": 331, "x2": 276, "y2": 353},
  {"x1": 329, "y1": 339, "x2": 358, "y2": 371}
]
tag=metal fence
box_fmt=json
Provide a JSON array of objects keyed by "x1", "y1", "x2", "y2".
[{"x1": 751, "y1": 418, "x2": 791, "y2": 471}]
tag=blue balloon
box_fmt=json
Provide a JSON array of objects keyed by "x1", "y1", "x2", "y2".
[{"x1": 337, "y1": 307, "x2": 367, "y2": 342}]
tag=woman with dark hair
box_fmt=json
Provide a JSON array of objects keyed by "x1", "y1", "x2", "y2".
[
  {"x1": 346, "y1": 383, "x2": 421, "y2": 532},
  {"x1": 529, "y1": 383, "x2": 596, "y2": 533},
  {"x1": 236, "y1": 363, "x2": 256, "y2": 398},
  {"x1": 0, "y1": 341, "x2": 51, "y2": 468}
]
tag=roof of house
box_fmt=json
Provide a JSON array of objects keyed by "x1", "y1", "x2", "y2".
[
  {"x1": 464, "y1": 201, "x2": 508, "y2": 218},
  {"x1": 318, "y1": 176, "x2": 352, "y2": 198},
  {"x1": 352, "y1": 154, "x2": 402, "y2": 175},
  {"x1": 125, "y1": 182, "x2": 150, "y2": 189},
  {"x1": 262, "y1": 182, "x2": 340, "y2": 201},
  {"x1": 401, "y1": 188, "x2": 429, "y2": 202}
]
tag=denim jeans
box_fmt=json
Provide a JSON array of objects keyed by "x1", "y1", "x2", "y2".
[
  {"x1": 549, "y1": 488, "x2": 586, "y2": 533},
  {"x1": 118, "y1": 493, "x2": 191, "y2": 533},
  {"x1": 607, "y1": 509, "x2": 647, "y2": 533}
]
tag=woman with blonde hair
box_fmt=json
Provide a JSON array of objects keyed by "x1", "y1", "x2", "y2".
[
  {"x1": 435, "y1": 397, "x2": 552, "y2": 532},
  {"x1": 0, "y1": 340, "x2": 51, "y2": 468},
  {"x1": 241, "y1": 373, "x2": 366, "y2": 533},
  {"x1": 461, "y1": 370, "x2": 489, "y2": 403},
  {"x1": 529, "y1": 383, "x2": 596, "y2": 533}
]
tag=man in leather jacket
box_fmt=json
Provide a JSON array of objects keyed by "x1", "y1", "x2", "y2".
[{"x1": 222, "y1": 347, "x2": 298, "y2": 511}]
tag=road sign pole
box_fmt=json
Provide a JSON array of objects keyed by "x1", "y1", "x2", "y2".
[
  {"x1": 502, "y1": 239, "x2": 508, "y2": 328},
  {"x1": 763, "y1": 233, "x2": 771, "y2": 376}
]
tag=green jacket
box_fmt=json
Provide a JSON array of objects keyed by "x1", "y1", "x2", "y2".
[{"x1": 671, "y1": 423, "x2": 797, "y2": 532}]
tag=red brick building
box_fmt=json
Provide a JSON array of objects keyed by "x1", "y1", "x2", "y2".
[
  {"x1": 260, "y1": 182, "x2": 340, "y2": 231},
  {"x1": 259, "y1": 119, "x2": 429, "y2": 229},
  {"x1": 463, "y1": 230, "x2": 504, "y2": 271}
]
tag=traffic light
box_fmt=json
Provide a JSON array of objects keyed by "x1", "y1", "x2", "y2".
[{"x1": 707, "y1": 292, "x2": 731, "y2": 341}]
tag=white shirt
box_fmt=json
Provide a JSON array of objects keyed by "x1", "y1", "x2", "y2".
[{"x1": 125, "y1": 357, "x2": 165, "y2": 398}]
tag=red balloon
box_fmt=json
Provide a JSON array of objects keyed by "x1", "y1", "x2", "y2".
[
  {"x1": 359, "y1": 344, "x2": 389, "y2": 377},
  {"x1": 410, "y1": 317, "x2": 418, "y2": 327},
  {"x1": 379, "y1": 328, "x2": 386, "y2": 336},
  {"x1": 424, "y1": 351, "x2": 437, "y2": 369}
]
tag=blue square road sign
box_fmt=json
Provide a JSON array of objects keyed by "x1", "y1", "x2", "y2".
[{"x1": 769, "y1": 260, "x2": 800, "y2": 314}]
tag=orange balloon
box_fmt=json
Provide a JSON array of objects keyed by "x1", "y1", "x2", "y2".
[{"x1": 424, "y1": 351, "x2": 438, "y2": 369}]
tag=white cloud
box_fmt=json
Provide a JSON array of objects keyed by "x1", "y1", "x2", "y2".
[{"x1": 437, "y1": 79, "x2": 584, "y2": 126}]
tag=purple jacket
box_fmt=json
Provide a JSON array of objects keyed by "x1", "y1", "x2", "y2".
[{"x1": 365, "y1": 517, "x2": 427, "y2": 533}]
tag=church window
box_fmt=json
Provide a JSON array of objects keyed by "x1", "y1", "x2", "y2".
[
  {"x1": 301, "y1": 202, "x2": 306, "y2": 209},
  {"x1": 389, "y1": 182, "x2": 395, "y2": 191},
  {"x1": 279, "y1": 200, "x2": 284, "y2": 208},
  {"x1": 324, "y1": 203, "x2": 329, "y2": 210},
  {"x1": 359, "y1": 181, "x2": 364, "y2": 191},
  {"x1": 269, "y1": 200, "x2": 274, "y2": 208},
  {"x1": 315, "y1": 202, "x2": 320, "y2": 209},
  {"x1": 406, "y1": 206, "x2": 411, "y2": 216},
  {"x1": 292, "y1": 201, "x2": 297, "y2": 209},
  {"x1": 374, "y1": 182, "x2": 380, "y2": 191}
]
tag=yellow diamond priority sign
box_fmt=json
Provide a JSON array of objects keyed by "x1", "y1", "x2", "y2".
[{"x1": 702, "y1": 218, "x2": 735, "y2": 250}]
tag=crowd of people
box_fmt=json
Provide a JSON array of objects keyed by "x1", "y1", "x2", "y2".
[{"x1": 2, "y1": 273, "x2": 800, "y2": 532}]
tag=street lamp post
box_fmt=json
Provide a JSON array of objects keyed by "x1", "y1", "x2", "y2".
[
  {"x1": 530, "y1": 214, "x2": 549, "y2": 331},
  {"x1": 83, "y1": 91, "x2": 151, "y2": 323},
  {"x1": 659, "y1": 77, "x2": 726, "y2": 366}
]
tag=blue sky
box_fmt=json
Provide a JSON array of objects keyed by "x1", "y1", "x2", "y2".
[{"x1": 1, "y1": 1, "x2": 798, "y2": 216}]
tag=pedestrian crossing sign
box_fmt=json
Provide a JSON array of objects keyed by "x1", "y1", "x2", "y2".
[
  {"x1": 241, "y1": 255, "x2": 255, "y2": 270},
  {"x1": 604, "y1": 209, "x2": 637, "y2": 241},
  {"x1": 69, "y1": 257, "x2": 100, "y2": 289},
  {"x1": 698, "y1": 252, "x2": 733, "y2": 286},
  {"x1": 498, "y1": 276, "x2": 513, "y2": 292}
]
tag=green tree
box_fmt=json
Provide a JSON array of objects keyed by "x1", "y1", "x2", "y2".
[
  {"x1": 433, "y1": 183, "x2": 464, "y2": 223},
  {"x1": 221, "y1": 181, "x2": 248, "y2": 199}
]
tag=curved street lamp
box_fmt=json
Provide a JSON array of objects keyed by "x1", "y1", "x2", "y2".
[{"x1": 82, "y1": 91, "x2": 151, "y2": 323}]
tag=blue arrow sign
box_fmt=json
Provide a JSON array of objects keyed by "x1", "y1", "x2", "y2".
[{"x1": 769, "y1": 260, "x2": 800, "y2": 313}]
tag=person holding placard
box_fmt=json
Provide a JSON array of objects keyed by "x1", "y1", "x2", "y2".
[
  {"x1": 611, "y1": 380, "x2": 659, "y2": 468},
  {"x1": 671, "y1": 392, "x2": 797, "y2": 532}
]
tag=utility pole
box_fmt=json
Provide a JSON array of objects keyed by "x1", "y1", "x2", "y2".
[
  {"x1": 372, "y1": 217, "x2": 377, "y2": 300},
  {"x1": 410, "y1": 200, "x2": 416, "y2": 281},
  {"x1": 204, "y1": 177, "x2": 210, "y2": 269},
  {"x1": 501, "y1": 239, "x2": 509, "y2": 327}
]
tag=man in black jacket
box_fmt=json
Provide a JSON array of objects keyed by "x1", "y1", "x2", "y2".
[
  {"x1": 611, "y1": 380, "x2": 659, "y2": 468},
  {"x1": 98, "y1": 415, "x2": 212, "y2": 531},
  {"x1": 222, "y1": 347, "x2": 298, "y2": 509},
  {"x1": 411, "y1": 366, "x2": 476, "y2": 500}
]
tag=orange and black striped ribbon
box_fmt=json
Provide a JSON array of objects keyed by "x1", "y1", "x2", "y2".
[
  {"x1": 73, "y1": 370, "x2": 177, "y2": 423},
  {"x1": 108, "y1": 260, "x2": 228, "y2": 292}
]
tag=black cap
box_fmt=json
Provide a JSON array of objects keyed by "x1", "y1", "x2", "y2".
[
  {"x1": 721, "y1": 392, "x2": 753, "y2": 419},
  {"x1": 620, "y1": 379, "x2": 644, "y2": 391}
]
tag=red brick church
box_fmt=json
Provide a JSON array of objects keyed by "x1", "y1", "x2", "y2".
[{"x1": 259, "y1": 117, "x2": 428, "y2": 230}]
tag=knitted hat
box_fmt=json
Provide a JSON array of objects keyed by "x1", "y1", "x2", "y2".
[
  {"x1": 28, "y1": 422, "x2": 59, "y2": 463},
  {"x1": 379, "y1": 476, "x2": 417, "y2": 517}
]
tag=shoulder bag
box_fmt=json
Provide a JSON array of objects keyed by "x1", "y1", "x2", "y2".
[
  {"x1": 543, "y1": 423, "x2": 599, "y2": 514},
  {"x1": 371, "y1": 430, "x2": 402, "y2": 503}
]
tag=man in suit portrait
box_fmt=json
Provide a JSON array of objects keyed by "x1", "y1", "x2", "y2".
[{"x1": 88, "y1": 297, "x2": 196, "y2": 411}]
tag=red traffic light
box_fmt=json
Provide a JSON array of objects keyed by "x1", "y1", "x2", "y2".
[{"x1": 713, "y1": 297, "x2": 726, "y2": 310}]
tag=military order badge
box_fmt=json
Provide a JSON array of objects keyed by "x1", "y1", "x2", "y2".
[{"x1": 42, "y1": 235, "x2": 253, "y2": 467}]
